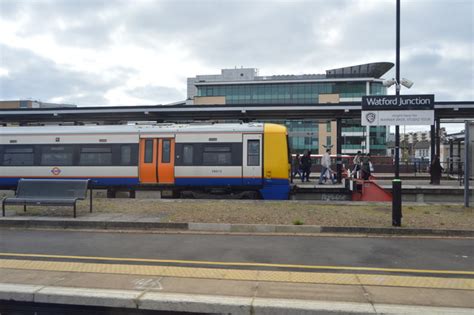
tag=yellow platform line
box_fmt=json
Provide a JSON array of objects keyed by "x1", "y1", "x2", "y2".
[
  {"x1": 0, "y1": 258, "x2": 473, "y2": 291},
  {"x1": 1, "y1": 252, "x2": 473, "y2": 276}
]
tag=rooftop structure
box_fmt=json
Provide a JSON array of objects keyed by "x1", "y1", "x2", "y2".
[{"x1": 186, "y1": 63, "x2": 394, "y2": 155}]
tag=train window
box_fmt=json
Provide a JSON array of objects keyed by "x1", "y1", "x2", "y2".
[
  {"x1": 79, "y1": 146, "x2": 112, "y2": 166},
  {"x1": 144, "y1": 140, "x2": 153, "y2": 163},
  {"x1": 183, "y1": 144, "x2": 193, "y2": 165},
  {"x1": 162, "y1": 140, "x2": 170, "y2": 163},
  {"x1": 203, "y1": 145, "x2": 231, "y2": 165},
  {"x1": 40, "y1": 146, "x2": 74, "y2": 166},
  {"x1": 2, "y1": 146, "x2": 34, "y2": 166},
  {"x1": 247, "y1": 140, "x2": 260, "y2": 166},
  {"x1": 120, "y1": 145, "x2": 132, "y2": 165}
]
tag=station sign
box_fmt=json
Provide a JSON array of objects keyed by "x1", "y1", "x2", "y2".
[{"x1": 361, "y1": 94, "x2": 434, "y2": 126}]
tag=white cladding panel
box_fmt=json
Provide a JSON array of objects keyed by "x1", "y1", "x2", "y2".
[
  {"x1": 0, "y1": 134, "x2": 138, "y2": 145},
  {"x1": 139, "y1": 133, "x2": 174, "y2": 139},
  {"x1": 0, "y1": 166, "x2": 138, "y2": 177},
  {"x1": 176, "y1": 133, "x2": 244, "y2": 143},
  {"x1": 175, "y1": 166, "x2": 242, "y2": 177}
]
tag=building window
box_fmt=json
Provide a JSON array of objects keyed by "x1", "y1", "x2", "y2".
[
  {"x1": 327, "y1": 136, "x2": 332, "y2": 147},
  {"x1": 326, "y1": 122, "x2": 331, "y2": 132},
  {"x1": 247, "y1": 140, "x2": 260, "y2": 166}
]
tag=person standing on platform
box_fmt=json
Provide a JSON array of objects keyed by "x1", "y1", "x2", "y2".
[
  {"x1": 319, "y1": 149, "x2": 336, "y2": 184},
  {"x1": 351, "y1": 151, "x2": 362, "y2": 178},
  {"x1": 291, "y1": 154, "x2": 302, "y2": 182},
  {"x1": 361, "y1": 153, "x2": 372, "y2": 180},
  {"x1": 430, "y1": 155, "x2": 443, "y2": 185},
  {"x1": 301, "y1": 150, "x2": 312, "y2": 182}
]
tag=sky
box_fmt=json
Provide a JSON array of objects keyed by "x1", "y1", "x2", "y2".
[{"x1": 0, "y1": 0, "x2": 473, "y2": 131}]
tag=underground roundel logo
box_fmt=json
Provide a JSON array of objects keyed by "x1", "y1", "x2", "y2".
[
  {"x1": 51, "y1": 167, "x2": 61, "y2": 176},
  {"x1": 366, "y1": 112, "x2": 376, "y2": 124}
]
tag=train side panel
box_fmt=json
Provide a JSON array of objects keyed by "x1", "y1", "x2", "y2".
[
  {"x1": 173, "y1": 132, "x2": 244, "y2": 187},
  {"x1": 260, "y1": 124, "x2": 290, "y2": 200}
]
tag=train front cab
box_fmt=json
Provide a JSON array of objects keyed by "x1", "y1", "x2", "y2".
[{"x1": 260, "y1": 124, "x2": 291, "y2": 200}]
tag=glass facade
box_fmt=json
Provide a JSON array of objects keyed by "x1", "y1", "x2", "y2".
[
  {"x1": 370, "y1": 82, "x2": 386, "y2": 95},
  {"x1": 196, "y1": 80, "x2": 388, "y2": 156},
  {"x1": 197, "y1": 82, "x2": 370, "y2": 104}
]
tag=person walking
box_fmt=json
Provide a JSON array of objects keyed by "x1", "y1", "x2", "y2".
[
  {"x1": 351, "y1": 151, "x2": 362, "y2": 178},
  {"x1": 430, "y1": 155, "x2": 443, "y2": 185},
  {"x1": 291, "y1": 154, "x2": 302, "y2": 182},
  {"x1": 361, "y1": 153, "x2": 372, "y2": 180},
  {"x1": 318, "y1": 149, "x2": 336, "y2": 184}
]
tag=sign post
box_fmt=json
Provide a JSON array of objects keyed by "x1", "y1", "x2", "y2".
[{"x1": 361, "y1": 94, "x2": 435, "y2": 226}]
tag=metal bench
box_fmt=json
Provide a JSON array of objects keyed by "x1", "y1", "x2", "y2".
[{"x1": 2, "y1": 179, "x2": 93, "y2": 218}]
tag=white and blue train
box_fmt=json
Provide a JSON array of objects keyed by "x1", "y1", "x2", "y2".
[{"x1": 0, "y1": 123, "x2": 291, "y2": 199}]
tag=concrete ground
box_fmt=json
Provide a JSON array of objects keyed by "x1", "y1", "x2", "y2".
[
  {"x1": 1, "y1": 257, "x2": 473, "y2": 314},
  {"x1": 1, "y1": 174, "x2": 473, "y2": 313}
]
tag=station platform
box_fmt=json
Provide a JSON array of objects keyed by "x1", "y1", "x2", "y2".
[
  {"x1": 1, "y1": 256, "x2": 473, "y2": 314},
  {"x1": 292, "y1": 174, "x2": 472, "y2": 202}
]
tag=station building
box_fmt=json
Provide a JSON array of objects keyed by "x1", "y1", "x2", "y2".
[
  {"x1": 0, "y1": 100, "x2": 76, "y2": 109},
  {"x1": 187, "y1": 62, "x2": 394, "y2": 155}
]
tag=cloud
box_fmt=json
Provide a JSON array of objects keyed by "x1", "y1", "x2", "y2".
[
  {"x1": 127, "y1": 85, "x2": 184, "y2": 104},
  {"x1": 0, "y1": 44, "x2": 129, "y2": 105},
  {"x1": 0, "y1": 0, "x2": 472, "y2": 107}
]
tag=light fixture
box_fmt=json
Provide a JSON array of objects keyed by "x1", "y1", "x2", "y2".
[
  {"x1": 383, "y1": 78, "x2": 397, "y2": 87},
  {"x1": 382, "y1": 78, "x2": 414, "y2": 89},
  {"x1": 400, "y1": 78, "x2": 414, "y2": 89}
]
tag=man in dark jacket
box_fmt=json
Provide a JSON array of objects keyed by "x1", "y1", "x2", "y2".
[
  {"x1": 301, "y1": 150, "x2": 312, "y2": 182},
  {"x1": 430, "y1": 155, "x2": 443, "y2": 185}
]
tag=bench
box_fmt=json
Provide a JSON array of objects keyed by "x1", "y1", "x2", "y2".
[{"x1": 2, "y1": 179, "x2": 93, "y2": 218}]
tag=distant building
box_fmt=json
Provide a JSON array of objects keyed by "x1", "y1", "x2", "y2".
[
  {"x1": 187, "y1": 63, "x2": 394, "y2": 155},
  {"x1": 386, "y1": 129, "x2": 448, "y2": 163},
  {"x1": 0, "y1": 100, "x2": 76, "y2": 109}
]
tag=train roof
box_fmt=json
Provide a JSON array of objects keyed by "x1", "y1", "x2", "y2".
[{"x1": 0, "y1": 123, "x2": 267, "y2": 135}]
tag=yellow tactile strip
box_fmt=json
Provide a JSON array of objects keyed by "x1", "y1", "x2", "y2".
[{"x1": 0, "y1": 258, "x2": 473, "y2": 291}]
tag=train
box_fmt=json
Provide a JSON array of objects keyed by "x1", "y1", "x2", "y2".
[{"x1": 0, "y1": 123, "x2": 291, "y2": 200}]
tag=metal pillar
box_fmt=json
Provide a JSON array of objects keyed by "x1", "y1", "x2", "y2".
[
  {"x1": 430, "y1": 125, "x2": 436, "y2": 162},
  {"x1": 458, "y1": 139, "x2": 462, "y2": 174},
  {"x1": 449, "y1": 139, "x2": 454, "y2": 175},
  {"x1": 464, "y1": 121, "x2": 470, "y2": 207},
  {"x1": 336, "y1": 118, "x2": 342, "y2": 183},
  {"x1": 435, "y1": 118, "x2": 441, "y2": 157},
  {"x1": 392, "y1": 0, "x2": 402, "y2": 227}
]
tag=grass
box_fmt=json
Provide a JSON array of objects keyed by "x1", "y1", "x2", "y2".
[{"x1": 7, "y1": 198, "x2": 474, "y2": 230}]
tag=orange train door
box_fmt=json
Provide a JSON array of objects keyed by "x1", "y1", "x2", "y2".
[
  {"x1": 157, "y1": 138, "x2": 175, "y2": 184},
  {"x1": 139, "y1": 138, "x2": 175, "y2": 184}
]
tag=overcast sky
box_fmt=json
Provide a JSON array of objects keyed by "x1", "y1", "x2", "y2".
[{"x1": 0, "y1": 0, "x2": 472, "y2": 115}]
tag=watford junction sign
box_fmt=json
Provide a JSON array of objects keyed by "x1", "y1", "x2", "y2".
[{"x1": 361, "y1": 94, "x2": 435, "y2": 126}]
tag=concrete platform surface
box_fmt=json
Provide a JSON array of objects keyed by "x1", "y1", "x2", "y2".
[{"x1": 0, "y1": 266, "x2": 473, "y2": 314}]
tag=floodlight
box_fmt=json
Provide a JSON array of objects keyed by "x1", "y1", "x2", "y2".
[
  {"x1": 383, "y1": 79, "x2": 397, "y2": 87},
  {"x1": 401, "y1": 78, "x2": 414, "y2": 89}
]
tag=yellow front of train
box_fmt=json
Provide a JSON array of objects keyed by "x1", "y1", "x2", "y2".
[{"x1": 260, "y1": 123, "x2": 291, "y2": 199}]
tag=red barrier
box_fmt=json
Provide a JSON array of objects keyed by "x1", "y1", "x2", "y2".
[{"x1": 351, "y1": 179, "x2": 392, "y2": 202}]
